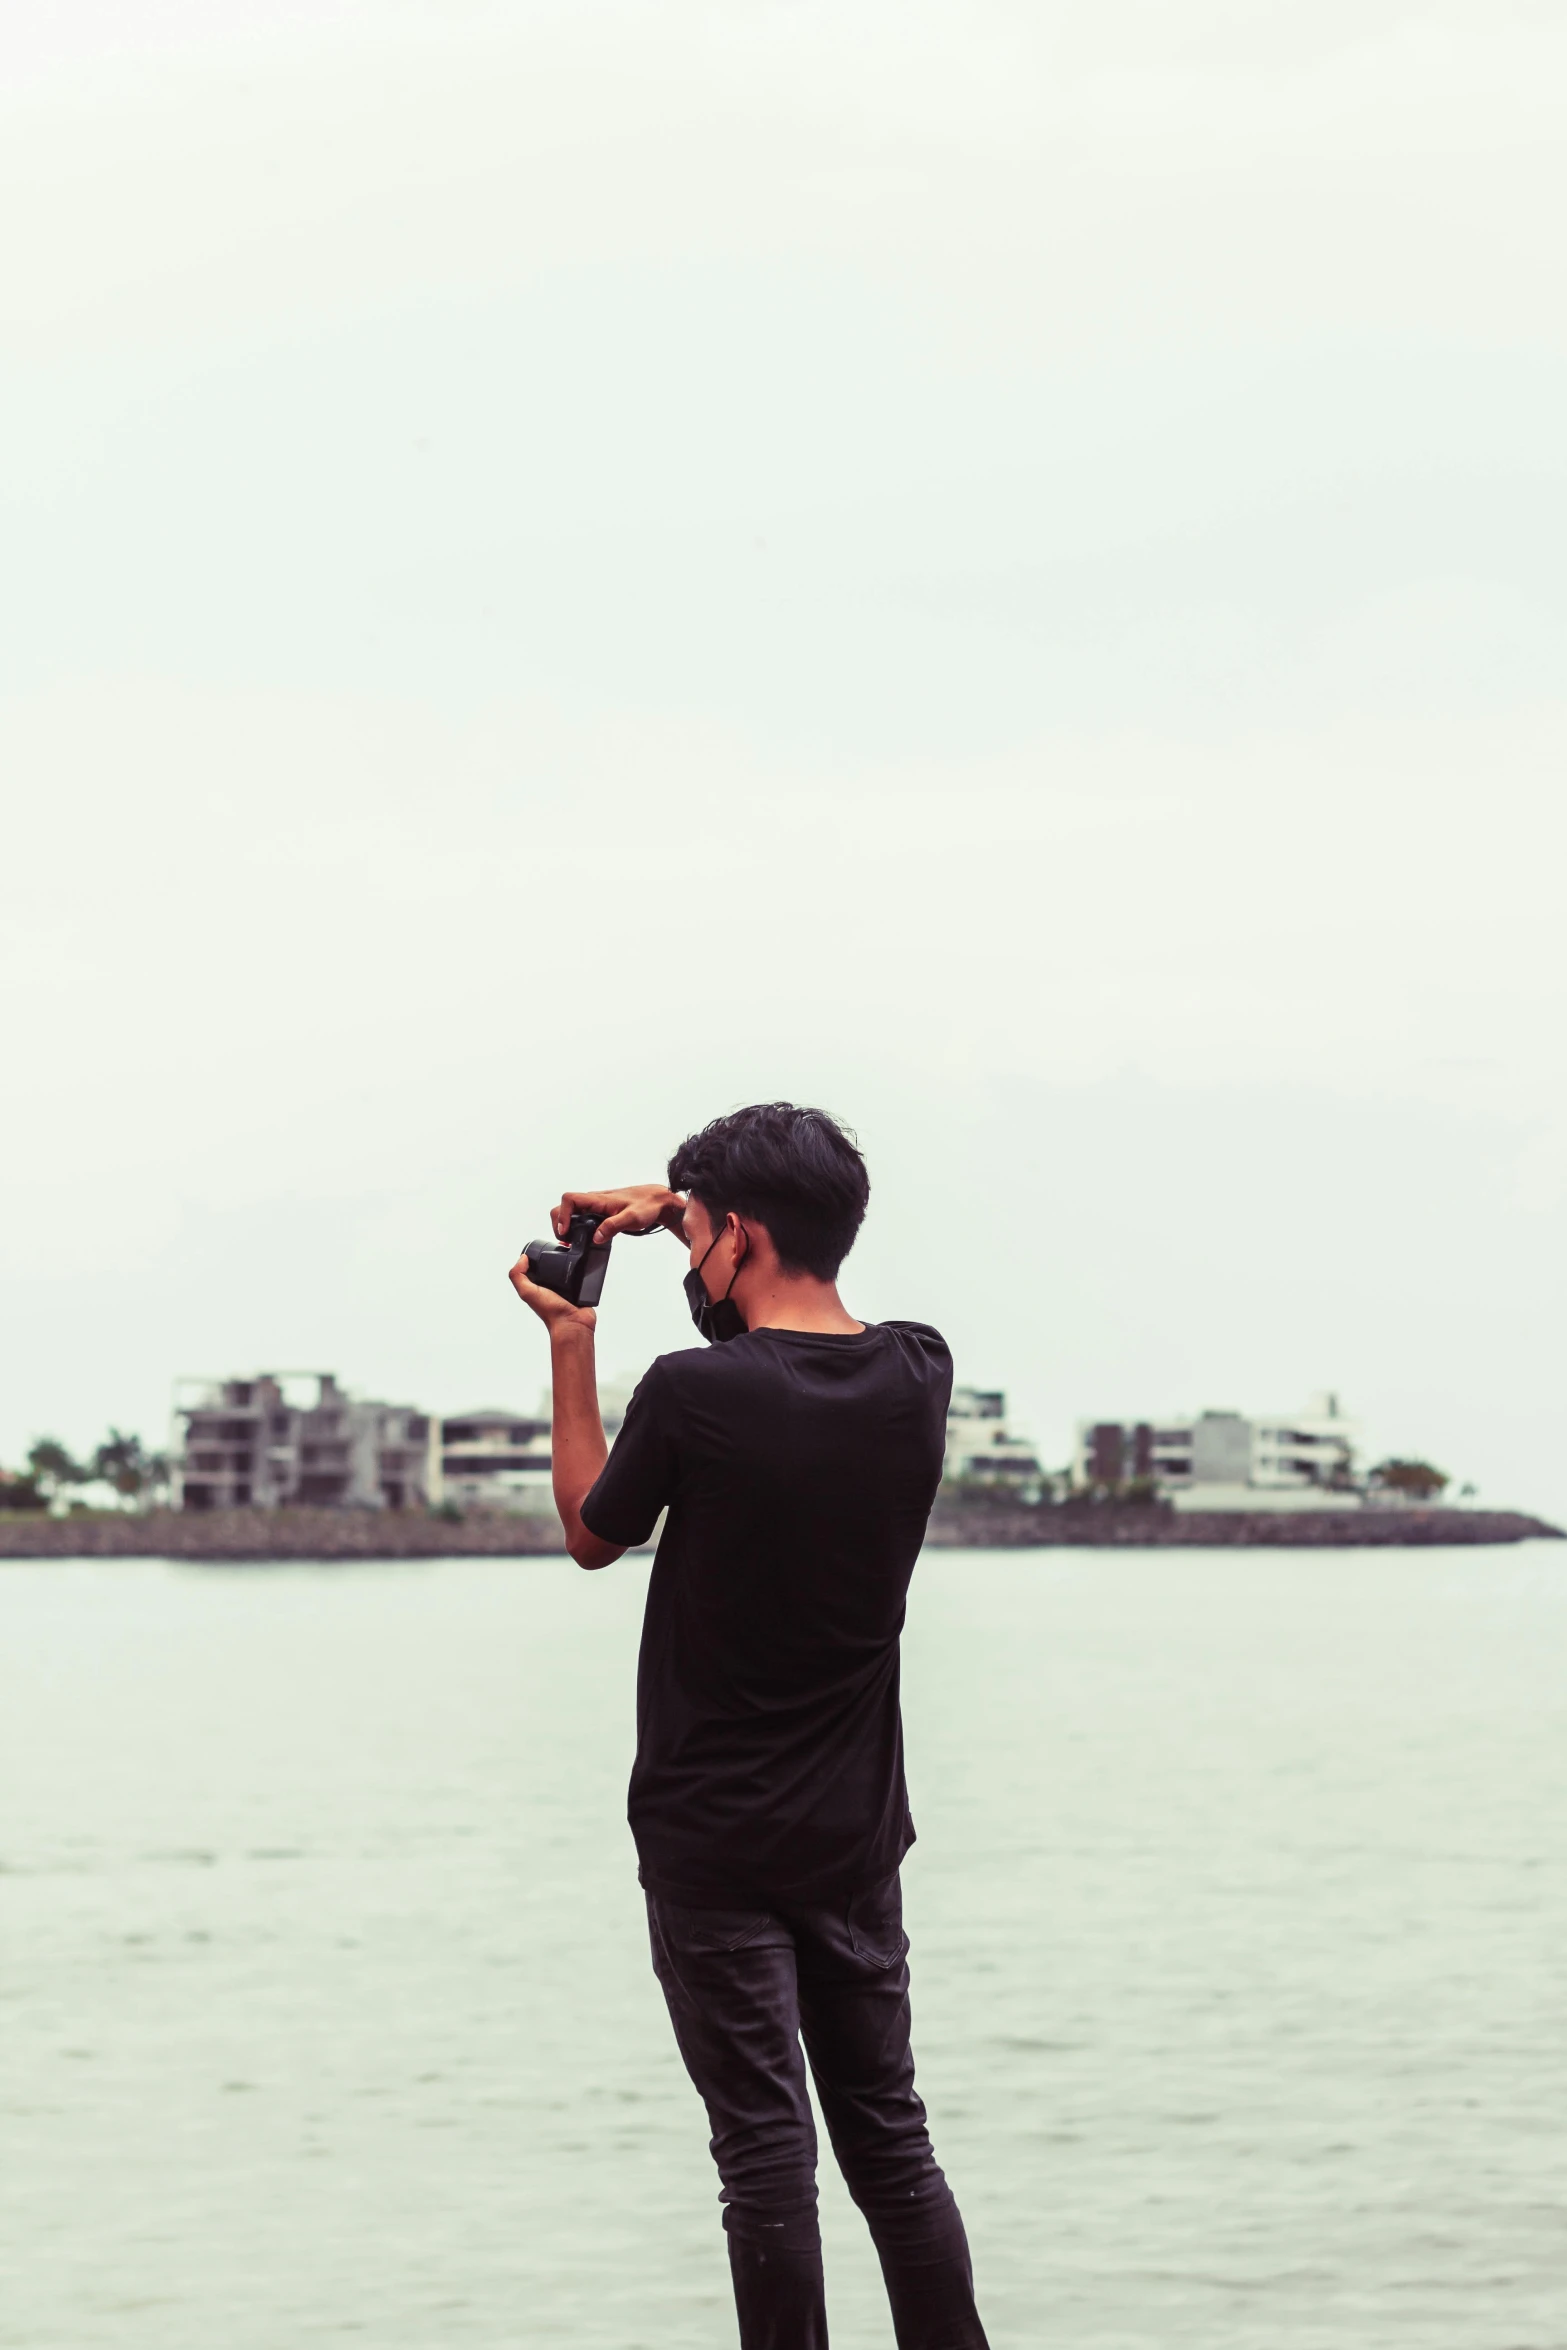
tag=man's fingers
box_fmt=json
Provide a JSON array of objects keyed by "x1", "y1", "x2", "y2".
[
  {"x1": 591, "y1": 1207, "x2": 644, "y2": 1243},
  {"x1": 510, "y1": 1251, "x2": 563, "y2": 1302},
  {"x1": 507, "y1": 1254, "x2": 596, "y2": 1332},
  {"x1": 548, "y1": 1184, "x2": 681, "y2": 1245},
  {"x1": 551, "y1": 1192, "x2": 595, "y2": 1235},
  {"x1": 552, "y1": 1190, "x2": 615, "y2": 1237}
]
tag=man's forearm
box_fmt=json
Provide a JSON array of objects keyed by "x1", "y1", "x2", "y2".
[{"x1": 549, "y1": 1324, "x2": 618, "y2": 1567}]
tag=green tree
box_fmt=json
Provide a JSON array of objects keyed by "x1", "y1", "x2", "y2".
[
  {"x1": 92, "y1": 1428, "x2": 168, "y2": 1508},
  {"x1": 1372, "y1": 1457, "x2": 1449, "y2": 1501},
  {"x1": 27, "y1": 1438, "x2": 85, "y2": 1502}
]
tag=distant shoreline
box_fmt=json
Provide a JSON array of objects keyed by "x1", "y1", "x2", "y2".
[
  {"x1": 0, "y1": 1501, "x2": 1559, "y2": 1561},
  {"x1": 923, "y1": 1500, "x2": 1563, "y2": 1549}
]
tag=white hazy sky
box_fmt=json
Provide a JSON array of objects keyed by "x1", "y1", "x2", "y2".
[{"x1": 4, "y1": 0, "x2": 1565, "y2": 1513}]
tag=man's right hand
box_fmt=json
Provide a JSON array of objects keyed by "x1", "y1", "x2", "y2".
[{"x1": 550, "y1": 1185, "x2": 686, "y2": 1245}]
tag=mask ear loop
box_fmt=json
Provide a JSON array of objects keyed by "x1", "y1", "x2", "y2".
[
  {"x1": 721, "y1": 1223, "x2": 749, "y2": 1303},
  {"x1": 692, "y1": 1221, "x2": 749, "y2": 1300}
]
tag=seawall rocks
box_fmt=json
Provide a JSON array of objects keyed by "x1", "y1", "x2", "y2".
[
  {"x1": 1, "y1": 1501, "x2": 1560, "y2": 1560},
  {"x1": 924, "y1": 1501, "x2": 1562, "y2": 1548},
  {"x1": 0, "y1": 1508, "x2": 568, "y2": 1561}
]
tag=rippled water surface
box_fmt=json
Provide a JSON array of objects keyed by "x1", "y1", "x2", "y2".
[{"x1": 5, "y1": 1547, "x2": 1566, "y2": 2347}]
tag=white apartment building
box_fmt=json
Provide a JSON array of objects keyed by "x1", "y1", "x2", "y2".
[
  {"x1": 944, "y1": 1387, "x2": 1047, "y2": 1498},
  {"x1": 438, "y1": 1406, "x2": 552, "y2": 1515},
  {"x1": 438, "y1": 1386, "x2": 630, "y2": 1515},
  {"x1": 1075, "y1": 1393, "x2": 1360, "y2": 1510},
  {"x1": 173, "y1": 1373, "x2": 435, "y2": 1511}
]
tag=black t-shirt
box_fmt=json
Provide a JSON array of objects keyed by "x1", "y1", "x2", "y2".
[{"x1": 581, "y1": 1320, "x2": 953, "y2": 1907}]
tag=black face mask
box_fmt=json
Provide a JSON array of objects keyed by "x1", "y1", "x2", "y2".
[{"x1": 684, "y1": 1227, "x2": 748, "y2": 1344}]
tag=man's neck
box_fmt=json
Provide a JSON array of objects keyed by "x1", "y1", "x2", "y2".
[{"x1": 738, "y1": 1273, "x2": 864, "y2": 1335}]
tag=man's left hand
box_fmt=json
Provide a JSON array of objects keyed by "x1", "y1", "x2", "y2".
[{"x1": 507, "y1": 1252, "x2": 598, "y2": 1333}]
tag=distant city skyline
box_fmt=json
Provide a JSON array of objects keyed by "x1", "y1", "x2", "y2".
[{"x1": 15, "y1": 1363, "x2": 1491, "y2": 1525}]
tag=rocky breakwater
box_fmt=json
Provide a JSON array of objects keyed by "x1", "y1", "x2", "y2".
[
  {"x1": 925, "y1": 1495, "x2": 1563, "y2": 1547},
  {"x1": 0, "y1": 1508, "x2": 571, "y2": 1562},
  {"x1": 2, "y1": 1499, "x2": 1561, "y2": 1562}
]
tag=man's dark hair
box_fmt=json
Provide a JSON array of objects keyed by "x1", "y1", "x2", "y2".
[{"x1": 668, "y1": 1103, "x2": 870, "y2": 1281}]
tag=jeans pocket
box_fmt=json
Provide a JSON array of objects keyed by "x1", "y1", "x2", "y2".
[
  {"x1": 657, "y1": 1898, "x2": 774, "y2": 1958},
  {"x1": 846, "y1": 1874, "x2": 908, "y2": 1969}
]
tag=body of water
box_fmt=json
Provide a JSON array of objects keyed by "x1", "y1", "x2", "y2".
[{"x1": 4, "y1": 1546, "x2": 1565, "y2": 2347}]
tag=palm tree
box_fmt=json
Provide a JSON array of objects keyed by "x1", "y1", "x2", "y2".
[{"x1": 91, "y1": 1430, "x2": 169, "y2": 1510}]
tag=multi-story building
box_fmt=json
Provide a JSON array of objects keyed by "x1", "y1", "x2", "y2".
[
  {"x1": 173, "y1": 1373, "x2": 435, "y2": 1511},
  {"x1": 1075, "y1": 1393, "x2": 1359, "y2": 1509},
  {"x1": 438, "y1": 1386, "x2": 630, "y2": 1515},
  {"x1": 438, "y1": 1406, "x2": 553, "y2": 1515},
  {"x1": 943, "y1": 1387, "x2": 1047, "y2": 1498}
]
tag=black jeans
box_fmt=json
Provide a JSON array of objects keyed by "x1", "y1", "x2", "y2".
[{"x1": 646, "y1": 1872, "x2": 988, "y2": 2350}]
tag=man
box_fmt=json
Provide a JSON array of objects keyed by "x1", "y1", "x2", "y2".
[{"x1": 508, "y1": 1102, "x2": 988, "y2": 2350}]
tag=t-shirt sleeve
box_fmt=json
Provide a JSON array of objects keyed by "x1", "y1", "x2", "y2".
[{"x1": 580, "y1": 1364, "x2": 678, "y2": 1545}]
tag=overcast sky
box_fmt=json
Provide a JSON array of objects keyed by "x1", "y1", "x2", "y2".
[{"x1": 5, "y1": 0, "x2": 1565, "y2": 1513}]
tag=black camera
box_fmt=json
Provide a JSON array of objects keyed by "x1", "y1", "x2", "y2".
[{"x1": 522, "y1": 1211, "x2": 612, "y2": 1307}]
